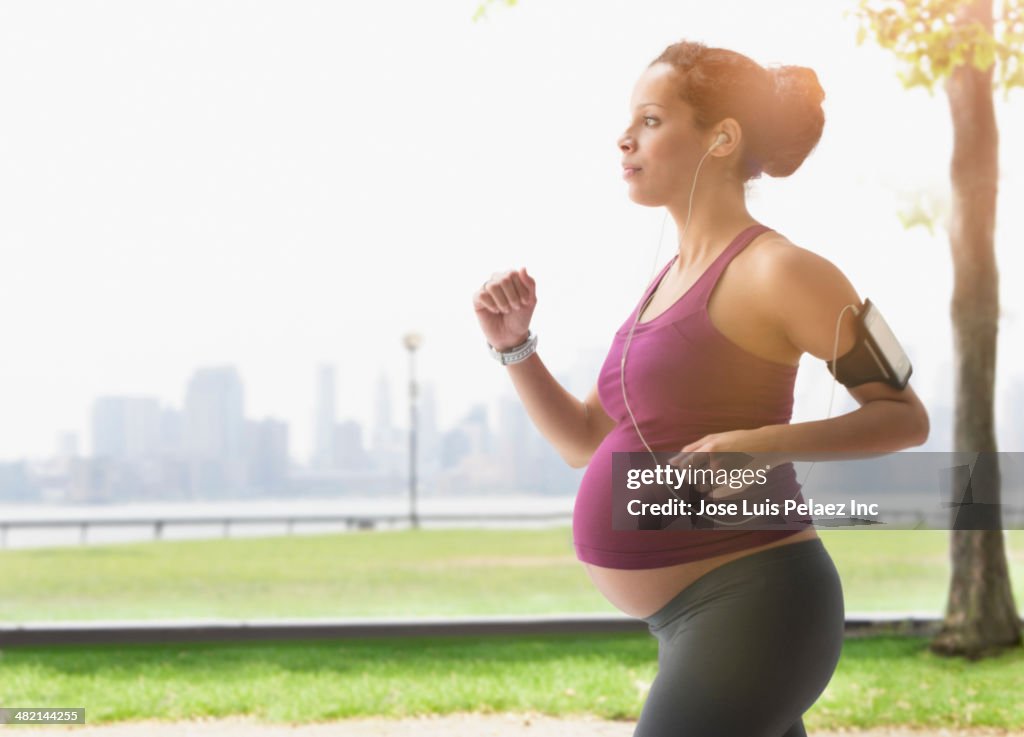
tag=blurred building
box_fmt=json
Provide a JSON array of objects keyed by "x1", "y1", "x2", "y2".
[
  {"x1": 312, "y1": 363, "x2": 337, "y2": 470},
  {"x1": 91, "y1": 396, "x2": 162, "y2": 460},
  {"x1": 246, "y1": 417, "x2": 290, "y2": 493},
  {"x1": 370, "y1": 370, "x2": 404, "y2": 479},
  {"x1": 417, "y1": 381, "x2": 441, "y2": 493},
  {"x1": 334, "y1": 419, "x2": 369, "y2": 471},
  {"x1": 183, "y1": 366, "x2": 247, "y2": 496},
  {"x1": 0, "y1": 461, "x2": 39, "y2": 502},
  {"x1": 436, "y1": 402, "x2": 504, "y2": 495}
]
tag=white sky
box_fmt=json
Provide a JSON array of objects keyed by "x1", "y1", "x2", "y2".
[{"x1": 1, "y1": 0, "x2": 1022, "y2": 463}]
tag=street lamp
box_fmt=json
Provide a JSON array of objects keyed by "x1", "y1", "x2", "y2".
[{"x1": 402, "y1": 332, "x2": 422, "y2": 530}]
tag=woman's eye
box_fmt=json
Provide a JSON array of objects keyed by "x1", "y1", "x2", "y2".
[{"x1": 643, "y1": 117, "x2": 658, "y2": 126}]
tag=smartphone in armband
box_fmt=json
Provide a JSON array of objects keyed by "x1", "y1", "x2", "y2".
[{"x1": 826, "y1": 298, "x2": 913, "y2": 390}]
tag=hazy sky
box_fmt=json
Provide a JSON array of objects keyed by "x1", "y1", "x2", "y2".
[{"x1": 2, "y1": 0, "x2": 1022, "y2": 462}]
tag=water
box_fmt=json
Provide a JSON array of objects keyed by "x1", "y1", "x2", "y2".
[{"x1": 0, "y1": 495, "x2": 575, "y2": 550}]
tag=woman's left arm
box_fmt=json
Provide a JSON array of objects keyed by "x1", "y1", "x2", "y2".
[{"x1": 682, "y1": 244, "x2": 930, "y2": 459}]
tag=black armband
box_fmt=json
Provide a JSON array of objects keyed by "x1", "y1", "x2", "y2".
[{"x1": 825, "y1": 299, "x2": 912, "y2": 390}]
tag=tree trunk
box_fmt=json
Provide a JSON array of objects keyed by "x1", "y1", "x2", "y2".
[{"x1": 929, "y1": 0, "x2": 1022, "y2": 659}]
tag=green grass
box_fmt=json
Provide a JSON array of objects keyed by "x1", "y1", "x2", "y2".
[
  {"x1": 0, "y1": 528, "x2": 1023, "y2": 620},
  {"x1": 1, "y1": 634, "x2": 1022, "y2": 729},
  {"x1": 2, "y1": 528, "x2": 1023, "y2": 729}
]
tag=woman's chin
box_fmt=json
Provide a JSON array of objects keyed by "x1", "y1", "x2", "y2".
[{"x1": 627, "y1": 189, "x2": 665, "y2": 207}]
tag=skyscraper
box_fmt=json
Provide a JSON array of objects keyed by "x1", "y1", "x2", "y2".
[
  {"x1": 418, "y1": 381, "x2": 441, "y2": 490},
  {"x1": 313, "y1": 363, "x2": 337, "y2": 469},
  {"x1": 334, "y1": 419, "x2": 368, "y2": 471},
  {"x1": 370, "y1": 370, "x2": 403, "y2": 478},
  {"x1": 372, "y1": 370, "x2": 393, "y2": 446},
  {"x1": 246, "y1": 417, "x2": 290, "y2": 492},
  {"x1": 91, "y1": 396, "x2": 161, "y2": 460},
  {"x1": 183, "y1": 366, "x2": 246, "y2": 460},
  {"x1": 183, "y1": 366, "x2": 246, "y2": 494}
]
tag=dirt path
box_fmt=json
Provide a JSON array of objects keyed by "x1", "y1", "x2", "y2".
[{"x1": 8, "y1": 713, "x2": 1022, "y2": 736}]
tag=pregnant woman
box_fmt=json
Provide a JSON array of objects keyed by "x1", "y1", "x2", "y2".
[{"x1": 472, "y1": 40, "x2": 929, "y2": 737}]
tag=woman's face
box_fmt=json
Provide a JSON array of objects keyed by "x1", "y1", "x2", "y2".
[{"x1": 618, "y1": 62, "x2": 710, "y2": 207}]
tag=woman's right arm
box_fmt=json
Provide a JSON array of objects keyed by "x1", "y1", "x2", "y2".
[
  {"x1": 473, "y1": 267, "x2": 616, "y2": 469},
  {"x1": 505, "y1": 359, "x2": 616, "y2": 468}
]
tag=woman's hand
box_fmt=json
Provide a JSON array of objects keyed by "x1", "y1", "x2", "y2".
[
  {"x1": 673, "y1": 429, "x2": 761, "y2": 457},
  {"x1": 473, "y1": 267, "x2": 537, "y2": 351},
  {"x1": 668, "y1": 429, "x2": 768, "y2": 499}
]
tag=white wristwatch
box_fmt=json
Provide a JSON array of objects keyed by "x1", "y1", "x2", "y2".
[{"x1": 487, "y1": 330, "x2": 538, "y2": 365}]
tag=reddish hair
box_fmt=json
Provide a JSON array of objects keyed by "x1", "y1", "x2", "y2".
[{"x1": 650, "y1": 41, "x2": 825, "y2": 180}]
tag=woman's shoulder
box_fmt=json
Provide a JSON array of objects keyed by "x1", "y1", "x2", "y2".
[
  {"x1": 746, "y1": 231, "x2": 863, "y2": 360},
  {"x1": 747, "y1": 232, "x2": 854, "y2": 296}
]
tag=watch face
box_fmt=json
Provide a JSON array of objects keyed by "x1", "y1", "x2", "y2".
[{"x1": 863, "y1": 304, "x2": 912, "y2": 383}]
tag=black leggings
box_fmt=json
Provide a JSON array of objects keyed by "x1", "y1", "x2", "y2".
[{"x1": 634, "y1": 537, "x2": 845, "y2": 737}]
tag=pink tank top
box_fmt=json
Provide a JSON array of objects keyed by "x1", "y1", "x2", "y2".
[{"x1": 573, "y1": 223, "x2": 809, "y2": 569}]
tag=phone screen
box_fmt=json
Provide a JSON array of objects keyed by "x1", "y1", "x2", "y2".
[{"x1": 863, "y1": 302, "x2": 912, "y2": 386}]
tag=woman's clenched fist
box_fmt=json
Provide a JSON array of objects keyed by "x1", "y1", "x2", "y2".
[{"x1": 473, "y1": 267, "x2": 537, "y2": 352}]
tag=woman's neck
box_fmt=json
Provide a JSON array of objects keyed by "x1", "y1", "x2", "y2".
[{"x1": 668, "y1": 210, "x2": 758, "y2": 271}]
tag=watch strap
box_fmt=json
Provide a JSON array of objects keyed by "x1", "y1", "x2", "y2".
[{"x1": 488, "y1": 331, "x2": 538, "y2": 365}]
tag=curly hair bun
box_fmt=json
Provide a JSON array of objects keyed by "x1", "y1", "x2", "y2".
[
  {"x1": 760, "y1": 65, "x2": 826, "y2": 178},
  {"x1": 649, "y1": 41, "x2": 826, "y2": 181}
]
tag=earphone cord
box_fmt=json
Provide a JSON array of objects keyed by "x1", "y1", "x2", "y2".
[
  {"x1": 620, "y1": 144, "x2": 715, "y2": 490},
  {"x1": 799, "y1": 303, "x2": 857, "y2": 490},
  {"x1": 618, "y1": 144, "x2": 859, "y2": 522}
]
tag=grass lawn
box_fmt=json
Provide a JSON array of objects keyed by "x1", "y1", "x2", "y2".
[
  {"x1": 0, "y1": 528, "x2": 1022, "y2": 621},
  {"x1": 2, "y1": 528, "x2": 1022, "y2": 729},
  {"x1": 0, "y1": 634, "x2": 1021, "y2": 729}
]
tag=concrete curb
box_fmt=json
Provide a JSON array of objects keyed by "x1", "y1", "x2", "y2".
[{"x1": 0, "y1": 611, "x2": 956, "y2": 648}]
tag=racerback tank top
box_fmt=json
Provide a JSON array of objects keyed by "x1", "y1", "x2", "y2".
[{"x1": 572, "y1": 223, "x2": 811, "y2": 569}]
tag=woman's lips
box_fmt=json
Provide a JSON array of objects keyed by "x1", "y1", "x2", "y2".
[{"x1": 623, "y1": 168, "x2": 641, "y2": 179}]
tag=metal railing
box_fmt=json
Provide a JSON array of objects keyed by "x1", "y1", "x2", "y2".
[
  {"x1": 0, "y1": 511, "x2": 573, "y2": 548},
  {"x1": 2, "y1": 506, "x2": 1019, "y2": 548}
]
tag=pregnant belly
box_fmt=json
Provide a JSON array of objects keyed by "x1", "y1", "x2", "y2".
[
  {"x1": 573, "y1": 424, "x2": 817, "y2": 618},
  {"x1": 581, "y1": 527, "x2": 819, "y2": 619}
]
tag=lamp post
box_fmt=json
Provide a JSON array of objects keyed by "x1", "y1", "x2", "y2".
[{"x1": 402, "y1": 332, "x2": 422, "y2": 530}]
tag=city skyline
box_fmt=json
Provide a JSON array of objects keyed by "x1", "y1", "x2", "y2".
[
  {"x1": 2, "y1": 350, "x2": 1023, "y2": 506},
  {"x1": 11, "y1": 350, "x2": 1024, "y2": 468},
  {"x1": 0, "y1": 359, "x2": 588, "y2": 503}
]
